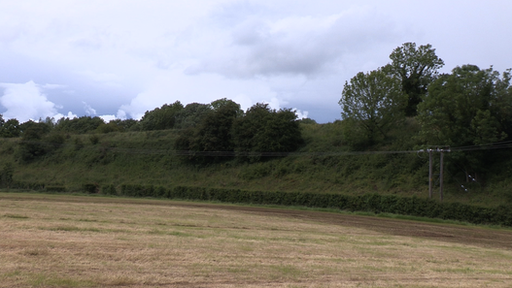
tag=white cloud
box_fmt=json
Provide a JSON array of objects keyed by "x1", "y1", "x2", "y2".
[
  {"x1": 83, "y1": 102, "x2": 97, "y2": 116},
  {"x1": 294, "y1": 109, "x2": 308, "y2": 119},
  {"x1": 53, "y1": 111, "x2": 78, "y2": 120},
  {"x1": 0, "y1": 81, "x2": 68, "y2": 122},
  {"x1": 99, "y1": 114, "x2": 116, "y2": 122}
]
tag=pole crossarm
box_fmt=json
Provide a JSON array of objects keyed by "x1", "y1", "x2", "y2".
[{"x1": 418, "y1": 146, "x2": 450, "y2": 200}]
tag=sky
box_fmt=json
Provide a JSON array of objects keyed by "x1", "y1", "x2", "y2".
[{"x1": 0, "y1": 0, "x2": 511, "y2": 123}]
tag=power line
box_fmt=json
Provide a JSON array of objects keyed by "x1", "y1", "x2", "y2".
[{"x1": 13, "y1": 137, "x2": 512, "y2": 157}]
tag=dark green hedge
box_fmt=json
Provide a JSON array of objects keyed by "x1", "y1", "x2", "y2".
[
  {"x1": 82, "y1": 183, "x2": 100, "y2": 194},
  {"x1": 46, "y1": 186, "x2": 66, "y2": 192},
  {"x1": 105, "y1": 184, "x2": 512, "y2": 227},
  {"x1": 10, "y1": 181, "x2": 46, "y2": 190}
]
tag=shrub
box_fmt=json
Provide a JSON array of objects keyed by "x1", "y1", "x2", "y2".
[
  {"x1": 46, "y1": 186, "x2": 66, "y2": 192},
  {"x1": 89, "y1": 135, "x2": 100, "y2": 145},
  {"x1": 82, "y1": 183, "x2": 99, "y2": 194},
  {"x1": 0, "y1": 162, "x2": 14, "y2": 188},
  {"x1": 101, "y1": 184, "x2": 117, "y2": 196}
]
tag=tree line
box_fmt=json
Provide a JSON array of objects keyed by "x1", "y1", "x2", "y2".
[{"x1": 0, "y1": 99, "x2": 304, "y2": 164}]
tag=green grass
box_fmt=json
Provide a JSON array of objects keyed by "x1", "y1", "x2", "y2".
[
  {"x1": 2, "y1": 214, "x2": 29, "y2": 219},
  {"x1": 4, "y1": 191, "x2": 512, "y2": 231},
  {"x1": 2, "y1": 123, "x2": 512, "y2": 209}
]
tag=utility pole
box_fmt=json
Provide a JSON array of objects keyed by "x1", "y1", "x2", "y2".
[
  {"x1": 422, "y1": 147, "x2": 450, "y2": 201},
  {"x1": 429, "y1": 149, "x2": 433, "y2": 199},
  {"x1": 440, "y1": 149, "x2": 444, "y2": 201}
]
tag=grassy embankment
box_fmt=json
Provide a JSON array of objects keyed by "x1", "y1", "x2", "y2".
[{"x1": 1, "y1": 122, "x2": 512, "y2": 207}]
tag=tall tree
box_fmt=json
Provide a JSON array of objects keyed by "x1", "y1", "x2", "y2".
[
  {"x1": 55, "y1": 116, "x2": 105, "y2": 134},
  {"x1": 139, "y1": 101, "x2": 184, "y2": 131},
  {"x1": 417, "y1": 65, "x2": 511, "y2": 174},
  {"x1": 339, "y1": 69, "x2": 407, "y2": 146},
  {"x1": 174, "y1": 99, "x2": 241, "y2": 164},
  {"x1": 232, "y1": 103, "x2": 303, "y2": 161},
  {"x1": 0, "y1": 115, "x2": 21, "y2": 138},
  {"x1": 417, "y1": 65, "x2": 509, "y2": 146},
  {"x1": 174, "y1": 103, "x2": 213, "y2": 129},
  {"x1": 384, "y1": 42, "x2": 444, "y2": 116}
]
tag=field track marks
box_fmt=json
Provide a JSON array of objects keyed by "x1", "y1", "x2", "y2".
[{"x1": 3, "y1": 193, "x2": 512, "y2": 250}]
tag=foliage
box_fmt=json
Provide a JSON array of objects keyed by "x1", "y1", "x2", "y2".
[
  {"x1": 45, "y1": 132, "x2": 66, "y2": 151},
  {"x1": 113, "y1": 119, "x2": 138, "y2": 131},
  {"x1": 174, "y1": 103, "x2": 212, "y2": 129},
  {"x1": 0, "y1": 162, "x2": 14, "y2": 188},
  {"x1": 384, "y1": 42, "x2": 445, "y2": 116},
  {"x1": 20, "y1": 120, "x2": 52, "y2": 136},
  {"x1": 55, "y1": 116, "x2": 105, "y2": 134},
  {"x1": 232, "y1": 103, "x2": 303, "y2": 161},
  {"x1": 339, "y1": 69, "x2": 407, "y2": 147},
  {"x1": 210, "y1": 98, "x2": 244, "y2": 116},
  {"x1": 101, "y1": 184, "x2": 118, "y2": 195},
  {"x1": 0, "y1": 115, "x2": 21, "y2": 138},
  {"x1": 45, "y1": 185, "x2": 66, "y2": 192},
  {"x1": 174, "y1": 99, "x2": 241, "y2": 163},
  {"x1": 139, "y1": 101, "x2": 183, "y2": 131},
  {"x1": 82, "y1": 183, "x2": 99, "y2": 194},
  {"x1": 110, "y1": 184, "x2": 512, "y2": 227},
  {"x1": 298, "y1": 118, "x2": 317, "y2": 124},
  {"x1": 16, "y1": 121, "x2": 56, "y2": 163},
  {"x1": 96, "y1": 122, "x2": 121, "y2": 134},
  {"x1": 417, "y1": 65, "x2": 511, "y2": 173}
]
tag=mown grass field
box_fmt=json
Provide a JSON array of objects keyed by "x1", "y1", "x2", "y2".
[{"x1": 1, "y1": 193, "x2": 512, "y2": 287}]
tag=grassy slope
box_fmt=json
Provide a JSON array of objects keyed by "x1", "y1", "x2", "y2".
[{"x1": 1, "y1": 122, "x2": 512, "y2": 207}]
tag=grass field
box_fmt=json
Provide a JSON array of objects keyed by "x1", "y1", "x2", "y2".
[{"x1": 1, "y1": 193, "x2": 512, "y2": 287}]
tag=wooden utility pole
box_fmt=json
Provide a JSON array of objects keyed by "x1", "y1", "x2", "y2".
[
  {"x1": 440, "y1": 150, "x2": 444, "y2": 201},
  {"x1": 424, "y1": 147, "x2": 450, "y2": 201},
  {"x1": 429, "y1": 149, "x2": 433, "y2": 199}
]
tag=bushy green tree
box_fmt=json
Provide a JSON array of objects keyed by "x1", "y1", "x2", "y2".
[
  {"x1": 0, "y1": 162, "x2": 14, "y2": 188},
  {"x1": 417, "y1": 65, "x2": 512, "y2": 174},
  {"x1": 0, "y1": 115, "x2": 21, "y2": 138},
  {"x1": 16, "y1": 121, "x2": 53, "y2": 163},
  {"x1": 174, "y1": 103, "x2": 212, "y2": 129},
  {"x1": 96, "y1": 122, "x2": 122, "y2": 133},
  {"x1": 55, "y1": 116, "x2": 105, "y2": 134},
  {"x1": 174, "y1": 99, "x2": 241, "y2": 163},
  {"x1": 384, "y1": 42, "x2": 444, "y2": 116},
  {"x1": 139, "y1": 101, "x2": 183, "y2": 131},
  {"x1": 232, "y1": 103, "x2": 303, "y2": 161},
  {"x1": 19, "y1": 120, "x2": 52, "y2": 136},
  {"x1": 339, "y1": 69, "x2": 407, "y2": 148},
  {"x1": 417, "y1": 65, "x2": 509, "y2": 146},
  {"x1": 104, "y1": 119, "x2": 138, "y2": 132}
]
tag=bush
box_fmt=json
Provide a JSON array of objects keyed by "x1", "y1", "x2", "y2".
[
  {"x1": 46, "y1": 186, "x2": 66, "y2": 192},
  {"x1": 232, "y1": 103, "x2": 303, "y2": 162},
  {"x1": 101, "y1": 184, "x2": 117, "y2": 196},
  {"x1": 82, "y1": 183, "x2": 99, "y2": 194},
  {"x1": 0, "y1": 162, "x2": 14, "y2": 188},
  {"x1": 89, "y1": 135, "x2": 100, "y2": 145}
]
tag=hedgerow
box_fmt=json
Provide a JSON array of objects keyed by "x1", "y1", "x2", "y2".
[{"x1": 109, "y1": 184, "x2": 512, "y2": 227}]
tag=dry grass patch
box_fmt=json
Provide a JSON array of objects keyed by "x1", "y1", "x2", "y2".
[{"x1": 1, "y1": 193, "x2": 512, "y2": 287}]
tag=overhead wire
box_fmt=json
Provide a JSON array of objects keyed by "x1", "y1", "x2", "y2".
[{"x1": 13, "y1": 136, "x2": 512, "y2": 157}]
